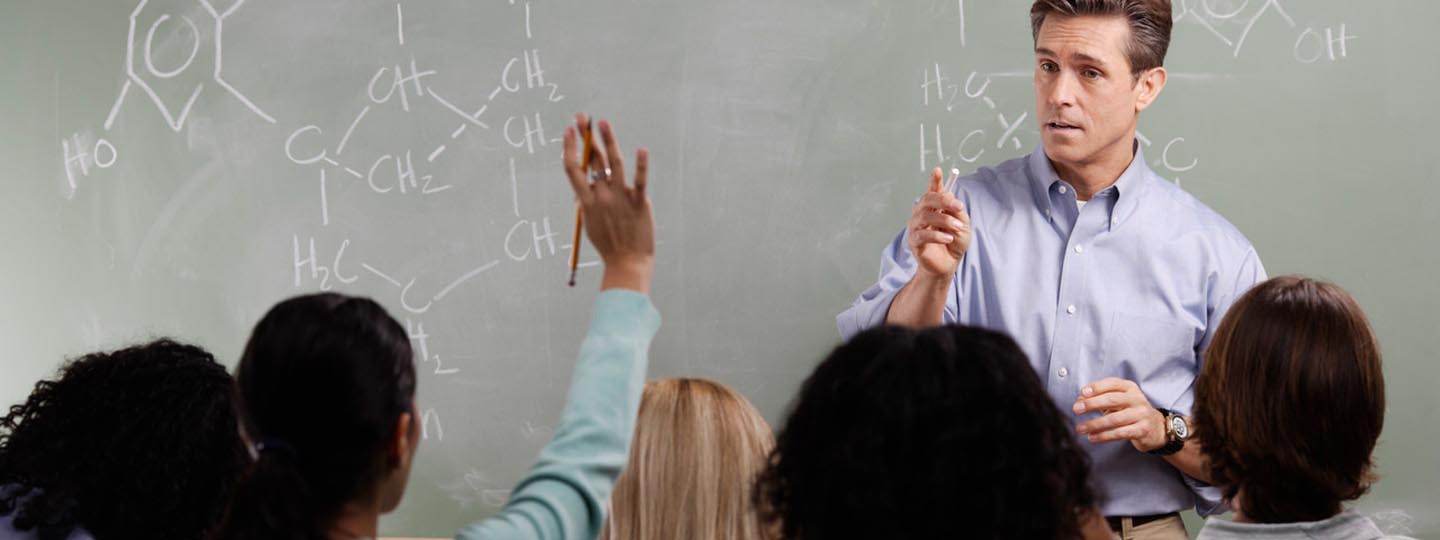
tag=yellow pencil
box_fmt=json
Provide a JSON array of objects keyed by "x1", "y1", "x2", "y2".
[{"x1": 568, "y1": 118, "x2": 595, "y2": 287}]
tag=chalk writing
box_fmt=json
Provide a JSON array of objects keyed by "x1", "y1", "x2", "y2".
[
  {"x1": 293, "y1": 235, "x2": 357, "y2": 291},
  {"x1": 1174, "y1": 0, "x2": 1354, "y2": 62}
]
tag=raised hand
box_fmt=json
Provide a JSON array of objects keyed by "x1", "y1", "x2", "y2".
[
  {"x1": 906, "y1": 168, "x2": 971, "y2": 278},
  {"x1": 562, "y1": 114, "x2": 654, "y2": 294}
]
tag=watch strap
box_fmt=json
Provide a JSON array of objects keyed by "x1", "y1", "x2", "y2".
[{"x1": 1147, "y1": 408, "x2": 1184, "y2": 456}]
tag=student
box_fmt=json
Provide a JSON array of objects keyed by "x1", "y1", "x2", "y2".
[
  {"x1": 602, "y1": 378, "x2": 775, "y2": 540},
  {"x1": 838, "y1": 1, "x2": 1262, "y2": 535},
  {"x1": 210, "y1": 115, "x2": 658, "y2": 540},
  {"x1": 0, "y1": 340, "x2": 247, "y2": 540},
  {"x1": 755, "y1": 325, "x2": 1112, "y2": 540},
  {"x1": 1192, "y1": 277, "x2": 1412, "y2": 540}
]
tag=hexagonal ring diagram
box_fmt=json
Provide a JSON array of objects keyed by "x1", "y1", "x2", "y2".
[{"x1": 106, "y1": 0, "x2": 276, "y2": 132}]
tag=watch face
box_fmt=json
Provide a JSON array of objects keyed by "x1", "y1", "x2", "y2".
[{"x1": 1171, "y1": 416, "x2": 1189, "y2": 439}]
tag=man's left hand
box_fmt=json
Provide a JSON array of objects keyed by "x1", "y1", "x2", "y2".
[{"x1": 1073, "y1": 378, "x2": 1167, "y2": 453}]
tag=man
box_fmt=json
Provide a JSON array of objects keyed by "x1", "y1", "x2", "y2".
[{"x1": 837, "y1": 1, "x2": 1265, "y2": 539}]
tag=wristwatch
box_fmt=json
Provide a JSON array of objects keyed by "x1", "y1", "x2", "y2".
[{"x1": 1147, "y1": 408, "x2": 1189, "y2": 456}]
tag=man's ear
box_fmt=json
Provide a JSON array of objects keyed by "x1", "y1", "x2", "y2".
[
  {"x1": 1134, "y1": 66, "x2": 1167, "y2": 113},
  {"x1": 389, "y1": 411, "x2": 415, "y2": 470}
]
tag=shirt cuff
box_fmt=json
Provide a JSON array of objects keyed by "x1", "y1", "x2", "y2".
[{"x1": 836, "y1": 287, "x2": 901, "y2": 340}]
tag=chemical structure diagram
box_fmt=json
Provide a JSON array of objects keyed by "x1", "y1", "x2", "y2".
[
  {"x1": 282, "y1": 4, "x2": 585, "y2": 512},
  {"x1": 61, "y1": 0, "x2": 277, "y2": 199},
  {"x1": 58, "y1": 0, "x2": 582, "y2": 511}
]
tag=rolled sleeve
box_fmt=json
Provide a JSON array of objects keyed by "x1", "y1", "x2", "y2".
[{"x1": 837, "y1": 226, "x2": 918, "y2": 339}]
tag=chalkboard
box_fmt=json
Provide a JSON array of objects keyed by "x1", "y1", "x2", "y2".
[{"x1": 1, "y1": 1, "x2": 1435, "y2": 537}]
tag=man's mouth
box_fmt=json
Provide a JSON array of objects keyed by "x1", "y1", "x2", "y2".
[{"x1": 1047, "y1": 122, "x2": 1081, "y2": 131}]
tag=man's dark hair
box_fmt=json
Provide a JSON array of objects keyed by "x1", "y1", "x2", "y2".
[
  {"x1": 1194, "y1": 276, "x2": 1385, "y2": 523},
  {"x1": 755, "y1": 325, "x2": 1098, "y2": 539},
  {"x1": 0, "y1": 339, "x2": 246, "y2": 540},
  {"x1": 212, "y1": 292, "x2": 416, "y2": 540},
  {"x1": 1031, "y1": 0, "x2": 1173, "y2": 78}
]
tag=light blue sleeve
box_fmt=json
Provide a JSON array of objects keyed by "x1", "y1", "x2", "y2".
[
  {"x1": 1183, "y1": 246, "x2": 1266, "y2": 517},
  {"x1": 1199, "y1": 247, "x2": 1267, "y2": 356},
  {"x1": 836, "y1": 226, "x2": 915, "y2": 340},
  {"x1": 836, "y1": 216, "x2": 966, "y2": 341},
  {"x1": 455, "y1": 289, "x2": 660, "y2": 540}
]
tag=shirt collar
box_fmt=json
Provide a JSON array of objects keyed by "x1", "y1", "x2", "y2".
[{"x1": 1026, "y1": 142, "x2": 1154, "y2": 228}]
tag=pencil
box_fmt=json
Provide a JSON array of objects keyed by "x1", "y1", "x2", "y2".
[{"x1": 568, "y1": 118, "x2": 595, "y2": 287}]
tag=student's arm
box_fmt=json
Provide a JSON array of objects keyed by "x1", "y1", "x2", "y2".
[
  {"x1": 454, "y1": 287, "x2": 658, "y2": 540},
  {"x1": 456, "y1": 116, "x2": 656, "y2": 540},
  {"x1": 836, "y1": 168, "x2": 969, "y2": 338}
]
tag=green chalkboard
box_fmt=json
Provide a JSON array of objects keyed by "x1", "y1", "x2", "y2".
[{"x1": 0, "y1": 0, "x2": 1434, "y2": 537}]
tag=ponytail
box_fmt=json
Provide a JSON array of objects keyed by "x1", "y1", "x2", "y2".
[{"x1": 213, "y1": 444, "x2": 323, "y2": 540}]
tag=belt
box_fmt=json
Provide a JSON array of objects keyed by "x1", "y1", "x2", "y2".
[{"x1": 1106, "y1": 512, "x2": 1179, "y2": 531}]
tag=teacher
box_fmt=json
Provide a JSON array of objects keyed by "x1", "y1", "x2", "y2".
[{"x1": 838, "y1": 1, "x2": 1264, "y2": 538}]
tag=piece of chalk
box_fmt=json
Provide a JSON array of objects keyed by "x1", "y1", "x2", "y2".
[{"x1": 944, "y1": 168, "x2": 961, "y2": 192}]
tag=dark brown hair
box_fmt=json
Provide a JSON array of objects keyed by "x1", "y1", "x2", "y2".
[
  {"x1": 1030, "y1": 0, "x2": 1173, "y2": 78},
  {"x1": 1193, "y1": 276, "x2": 1386, "y2": 523}
]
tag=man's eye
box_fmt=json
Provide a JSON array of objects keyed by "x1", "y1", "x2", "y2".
[{"x1": 1084, "y1": 69, "x2": 1102, "y2": 79}]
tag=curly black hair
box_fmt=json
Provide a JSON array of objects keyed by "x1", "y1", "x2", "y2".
[
  {"x1": 755, "y1": 325, "x2": 1099, "y2": 539},
  {"x1": 0, "y1": 339, "x2": 247, "y2": 540}
]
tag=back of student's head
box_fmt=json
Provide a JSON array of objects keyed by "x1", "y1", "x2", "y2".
[
  {"x1": 605, "y1": 378, "x2": 775, "y2": 540},
  {"x1": 1194, "y1": 276, "x2": 1385, "y2": 523},
  {"x1": 0, "y1": 339, "x2": 245, "y2": 540},
  {"x1": 756, "y1": 325, "x2": 1097, "y2": 540},
  {"x1": 214, "y1": 293, "x2": 416, "y2": 540}
]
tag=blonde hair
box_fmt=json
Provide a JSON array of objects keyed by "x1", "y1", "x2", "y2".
[{"x1": 603, "y1": 378, "x2": 776, "y2": 540}]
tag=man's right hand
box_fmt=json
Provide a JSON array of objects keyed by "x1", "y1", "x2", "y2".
[{"x1": 906, "y1": 167, "x2": 971, "y2": 279}]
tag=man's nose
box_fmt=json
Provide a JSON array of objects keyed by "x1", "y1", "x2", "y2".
[{"x1": 1046, "y1": 71, "x2": 1078, "y2": 109}]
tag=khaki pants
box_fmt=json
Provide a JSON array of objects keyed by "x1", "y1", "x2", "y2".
[{"x1": 1111, "y1": 514, "x2": 1187, "y2": 540}]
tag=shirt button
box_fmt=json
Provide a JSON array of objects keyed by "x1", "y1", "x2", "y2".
[
  {"x1": 1111, "y1": 217, "x2": 1119, "y2": 225},
  {"x1": 1058, "y1": 367, "x2": 1068, "y2": 379},
  {"x1": 1074, "y1": 245, "x2": 1084, "y2": 254},
  {"x1": 1059, "y1": 185, "x2": 1069, "y2": 194},
  {"x1": 1066, "y1": 305, "x2": 1077, "y2": 315}
]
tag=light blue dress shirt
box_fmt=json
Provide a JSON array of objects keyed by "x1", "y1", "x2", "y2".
[{"x1": 838, "y1": 146, "x2": 1265, "y2": 517}]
